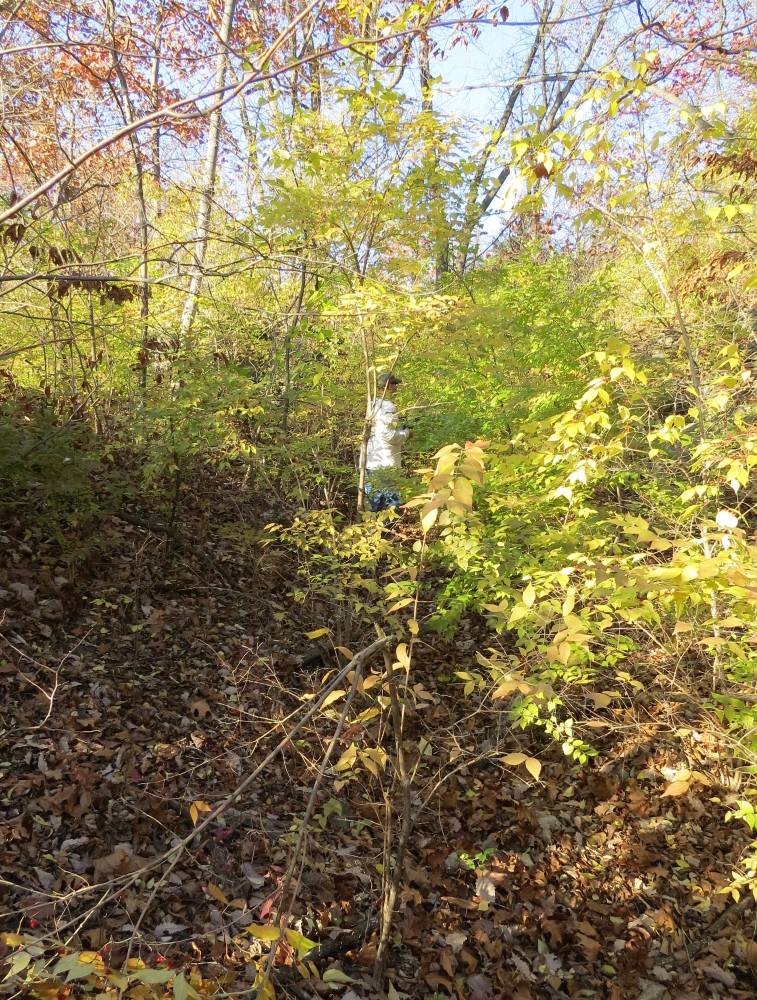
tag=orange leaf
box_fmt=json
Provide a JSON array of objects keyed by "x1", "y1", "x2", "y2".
[{"x1": 661, "y1": 779, "x2": 690, "y2": 798}]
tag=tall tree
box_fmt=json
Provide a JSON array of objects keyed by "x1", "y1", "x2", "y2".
[{"x1": 179, "y1": 0, "x2": 238, "y2": 340}]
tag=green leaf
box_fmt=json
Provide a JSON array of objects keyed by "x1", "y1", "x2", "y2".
[
  {"x1": 246, "y1": 925, "x2": 281, "y2": 942},
  {"x1": 53, "y1": 954, "x2": 84, "y2": 976},
  {"x1": 172, "y1": 972, "x2": 201, "y2": 1000},
  {"x1": 134, "y1": 970, "x2": 175, "y2": 984},
  {"x1": 322, "y1": 969, "x2": 355, "y2": 984},
  {"x1": 66, "y1": 963, "x2": 96, "y2": 982},
  {"x1": 5, "y1": 951, "x2": 31, "y2": 980},
  {"x1": 285, "y1": 928, "x2": 318, "y2": 959}
]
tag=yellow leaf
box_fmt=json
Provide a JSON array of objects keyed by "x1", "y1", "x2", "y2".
[
  {"x1": 421, "y1": 503, "x2": 439, "y2": 533},
  {"x1": 451, "y1": 478, "x2": 473, "y2": 508},
  {"x1": 247, "y1": 925, "x2": 281, "y2": 942},
  {"x1": 588, "y1": 692, "x2": 612, "y2": 709},
  {"x1": 522, "y1": 583, "x2": 536, "y2": 608},
  {"x1": 387, "y1": 598, "x2": 413, "y2": 614},
  {"x1": 403, "y1": 496, "x2": 430, "y2": 509},
  {"x1": 492, "y1": 680, "x2": 525, "y2": 699},
  {"x1": 396, "y1": 643, "x2": 411, "y2": 669},
  {"x1": 207, "y1": 883, "x2": 230, "y2": 906},
  {"x1": 190, "y1": 799, "x2": 211, "y2": 826},
  {"x1": 320, "y1": 689, "x2": 345, "y2": 709},
  {"x1": 691, "y1": 771, "x2": 713, "y2": 786},
  {"x1": 674, "y1": 622, "x2": 693, "y2": 634},
  {"x1": 333, "y1": 746, "x2": 358, "y2": 772},
  {"x1": 356, "y1": 707, "x2": 380, "y2": 722},
  {"x1": 429, "y1": 473, "x2": 453, "y2": 489},
  {"x1": 525, "y1": 758, "x2": 542, "y2": 781},
  {"x1": 305, "y1": 628, "x2": 330, "y2": 639},
  {"x1": 446, "y1": 498, "x2": 469, "y2": 516},
  {"x1": 359, "y1": 752, "x2": 380, "y2": 777},
  {"x1": 563, "y1": 613, "x2": 584, "y2": 631},
  {"x1": 335, "y1": 646, "x2": 353, "y2": 660},
  {"x1": 362, "y1": 747, "x2": 388, "y2": 767},
  {"x1": 509, "y1": 604, "x2": 530, "y2": 623},
  {"x1": 502, "y1": 752, "x2": 527, "y2": 766},
  {"x1": 258, "y1": 978, "x2": 276, "y2": 1000},
  {"x1": 562, "y1": 589, "x2": 575, "y2": 617}
]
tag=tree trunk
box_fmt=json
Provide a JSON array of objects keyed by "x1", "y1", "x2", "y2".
[
  {"x1": 356, "y1": 329, "x2": 374, "y2": 513},
  {"x1": 149, "y1": 3, "x2": 164, "y2": 189},
  {"x1": 179, "y1": 0, "x2": 237, "y2": 340},
  {"x1": 106, "y1": 0, "x2": 151, "y2": 390}
]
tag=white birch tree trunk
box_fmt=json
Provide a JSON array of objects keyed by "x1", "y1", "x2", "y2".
[{"x1": 180, "y1": 0, "x2": 236, "y2": 339}]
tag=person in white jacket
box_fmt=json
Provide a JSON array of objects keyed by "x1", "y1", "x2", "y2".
[{"x1": 364, "y1": 372, "x2": 409, "y2": 521}]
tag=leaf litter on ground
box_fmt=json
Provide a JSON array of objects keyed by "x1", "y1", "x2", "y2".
[{"x1": 0, "y1": 491, "x2": 754, "y2": 1000}]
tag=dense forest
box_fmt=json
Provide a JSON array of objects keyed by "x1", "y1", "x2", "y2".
[{"x1": 2, "y1": 1, "x2": 757, "y2": 998}]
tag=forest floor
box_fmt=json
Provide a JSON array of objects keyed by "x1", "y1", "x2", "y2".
[{"x1": 0, "y1": 473, "x2": 756, "y2": 1000}]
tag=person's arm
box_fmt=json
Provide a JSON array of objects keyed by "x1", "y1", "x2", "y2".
[{"x1": 378, "y1": 401, "x2": 409, "y2": 443}]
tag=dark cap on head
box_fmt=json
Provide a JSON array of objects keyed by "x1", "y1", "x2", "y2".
[{"x1": 377, "y1": 372, "x2": 402, "y2": 388}]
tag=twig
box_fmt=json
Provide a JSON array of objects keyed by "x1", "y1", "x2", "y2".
[
  {"x1": 115, "y1": 508, "x2": 237, "y2": 590},
  {"x1": 260, "y1": 652, "x2": 369, "y2": 993},
  {"x1": 28, "y1": 637, "x2": 389, "y2": 949}
]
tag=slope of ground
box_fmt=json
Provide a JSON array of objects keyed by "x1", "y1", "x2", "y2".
[{"x1": 0, "y1": 475, "x2": 755, "y2": 1000}]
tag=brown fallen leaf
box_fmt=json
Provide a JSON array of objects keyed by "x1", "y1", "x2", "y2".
[
  {"x1": 353, "y1": 933, "x2": 377, "y2": 968},
  {"x1": 541, "y1": 918, "x2": 563, "y2": 947},
  {"x1": 440, "y1": 946, "x2": 456, "y2": 978},
  {"x1": 511, "y1": 983, "x2": 535, "y2": 1000},
  {"x1": 441, "y1": 895, "x2": 479, "y2": 911},
  {"x1": 702, "y1": 964, "x2": 736, "y2": 988},
  {"x1": 424, "y1": 973, "x2": 453, "y2": 991},
  {"x1": 85, "y1": 928, "x2": 108, "y2": 949},
  {"x1": 460, "y1": 946, "x2": 478, "y2": 974},
  {"x1": 576, "y1": 932, "x2": 601, "y2": 962},
  {"x1": 190, "y1": 698, "x2": 211, "y2": 719},
  {"x1": 467, "y1": 973, "x2": 493, "y2": 1000},
  {"x1": 93, "y1": 845, "x2": 149, "y2": 881},
  {"x1": 586, "y1": 899, "x2": 612, "y2": 915},
  {"x1": 399, "y1": 907, "x2": 430, "y2": 945}
]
